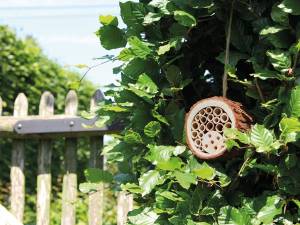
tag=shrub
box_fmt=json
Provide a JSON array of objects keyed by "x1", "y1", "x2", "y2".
[{"x1": 95, "y1": 0, "x2": 300, "y2": 224}]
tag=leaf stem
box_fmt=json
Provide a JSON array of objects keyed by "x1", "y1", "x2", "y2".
[
  {"x1": 222, "y1": 0, "x2": 235, "y2": 97},
  {"x1": 255, "y1": 78, "x2": 265, "y2": 102},
  {"x1": 292, "y1": 49, "x2": 299, "y2": 73}
]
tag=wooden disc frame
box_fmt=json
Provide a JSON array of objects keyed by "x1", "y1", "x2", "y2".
[{"x1": 185, "y1": 97, "x2": 252, "y2": 160}]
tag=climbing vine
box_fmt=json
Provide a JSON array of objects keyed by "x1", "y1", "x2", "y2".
[{"x1": 85, "y1": 0, "x2": 300, "y2": 224}]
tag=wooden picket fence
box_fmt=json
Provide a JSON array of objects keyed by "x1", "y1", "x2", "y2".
[{"x1": 0, "y1": 90, "x2": 133, "y2": 225}]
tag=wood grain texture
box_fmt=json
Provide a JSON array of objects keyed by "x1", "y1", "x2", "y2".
[
  {"x1": 185, "y1": 96, "x2": 253, "y2": 160},
  {"x1": 37, "y1": 91, "x2": 54, "y2": 225},
  {"x1": 61, "y1": 91, "x2": 78, "y2": 225},
  {"x1": 117, "y1": 192, "x2": 133, "y2": 225},
  {"x1": 88, "y1": 90, "x2": 105, "y2": 225},
  {"x1": 10, "y1": 93, "x2": 28, "y2": 222}
]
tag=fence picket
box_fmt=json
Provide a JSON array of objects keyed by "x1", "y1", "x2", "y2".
[
  {"x1": 37, "y1": 91, "x2": 54, "y2": 225},
  {"x1": 61, "y1": 90, "x2": 78, "y2": 225},
  {"x1": 10, "y1": 93, "x2": 28, "y2": 222},
  {"x1": 0, "y1": 96, "x2": 2, "y2": 115},
  {"x1": 88, "y1": 90, "x2": 105, "y2": 225},
  {"x1": 117, "y1": 192, "x2": 133, "y2": 225}
]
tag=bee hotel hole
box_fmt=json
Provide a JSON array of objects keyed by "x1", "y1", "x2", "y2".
[
  {"x1": 202, "y1": 131, "x2": 225, "y2": 154},
  {"x1": 185, "y1": 96, "x2": 252, "y2": 160}
]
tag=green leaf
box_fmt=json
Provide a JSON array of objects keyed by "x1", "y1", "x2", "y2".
[
  {"x1": 190, "y1": 186, "x2": 208, "y2": 214},
  {"x1": 173, "y1": 146, "x2": 186, "y2": 156},
  {"x1": 224, "y1": 128, "x2": 250, "y2": 144},
  {"x1": 157, "y1": 157, "x2": 183, "y2": 171},
  {"x1": 127, "y1": 73, "x2": 158, "y2": 102},
  {"x1": 144, "y1": 121, "x2": 161, "y2": 137},
  {"x1": 157, "y1": 43, "x2": 172, "y2": 55},
  {"x1": 260, "y1": 26, "x2": 286, "y2": 35},
  {"x1": 284, "y1": 154, "x2": 297, "y2": 169},
  {"x1": 118, "y1": 48, "x2": 135, "y2": 61},
  {"x1": 146, "y1": 145, "x2": 184, "y2": 164},
  {"x1": 128, "y1": 207, "x2": 159, "y2": 225},
  {"x1": 250, "y1": 69, "x2": 281, "y2": 80},
  {"x1": 266, "y1": 50, "x2": 291, "y2": 73},
  {"x1": 124, "y1": 130, "x2": 143, "y2": 144},
  {"x1": 120, "y1": 2, "x2": 146, "y2": 34},
  {"x1": 123, "y1": 58, "x2": 158, "y2": 81},
  {"x1": 132, "y1": 73, "x2": 158, "y2": 96},
  {"x1": 250, "y1": 124, "x2": 275, "y2": 153},
  {"x1": 157, "y1": 38, "x2": 181, "y2": 55},
  {"x1": 84, "y1": 168, "x2": 113, "y2": 183},
  {"x1": 152, "y1": 108, "x2": 169, "y2": 125},
  {"x1": 158, "y1": 191, "x2": 184, "y2": 202},
  {"x1": 143, "y1": 12, "x2": 162, "y2": 25},
  {"x1": 218, "y1": 206, "x2": 251, "y2": 225},
  {"x1": 139, "y1": 170, "x2": 163, "y2": 196},
  {"x1": 192, "y1": 162, "x2": 216, "y2": 180},
  {"x1": 256, "y1": 195, "x2": 283, "y2": 224},
  {"x1": 149, "y1": 0, "x2": 170, "y2": 14},
  {"x1": 79, "y1": 182, "x2": 102, "y2": 193},
  {"x1": 174, "y1": 10, "x2": 196, "y2": 27},
  {"x1": 98, "y1": 26, "x2": 126, "y2": 50},
  {"x1": 271, "y1": 3, "x2": 289, "y2": 25},
  {"x1": 278, "y1": 0, "x2": 300, "y2": 15},
  {"x1": 174, "y1": 171, "x2": 197, "y2": 189},
  {"x1": 287, "y1": 86, "x2": 300, "y2": 117},
  {"x1": 128, "y1": 36, "x2": 153, "y2": 59},
  {"x1": 217, "y1": 51, "x2": 248, "y2": 67},
  {"x1": 280, "y1": 117, "x2": 300, "y2": 143},
  {"x1": 165, "y1": 65, "x2": 182, "y2": 87},
  {"x1": 200, "y1": 207, "x2": 215, "y2": 216},
  {"x1": 99, "y1": 15, "x2": 118, "y2": 26},
  {"x1": 102, "y1": 104, "x2": 129, "y2": 112},
  {"x1": 121, "y1": 183, "x2": 142, "y2": 194},
  {"x1": 94, "y1": 116, "x2": 110, "y2": 128}
]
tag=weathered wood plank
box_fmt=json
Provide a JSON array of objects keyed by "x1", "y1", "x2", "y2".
[
  {"x1": 0, "y1": 203, "x2": 23, "y2": 225},
  {"x1": 117, "y1": 192, "x2": 133, "y2": 225},
  {"x1": 61, "y1": 91, "x2": 78, "y2": 225},
  {"x1": 88, "y1": 90, "x2": 105, "y2": 225},
  {"x1": 10, "y1": 93, "x2": 28, "y2": 222},
  {"x1": 37, "y1": 91, "x2": 54, "y2": 225},
  {"x1": 0, "y1": 115, "x2": 121, "y2": 138}
]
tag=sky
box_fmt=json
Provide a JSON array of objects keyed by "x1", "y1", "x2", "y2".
[{"x1": 0, "y1": 0, "x2": 122, "y2": 87}]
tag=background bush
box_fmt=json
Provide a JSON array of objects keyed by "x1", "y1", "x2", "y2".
[
  {"x1": 0, "y1": 25, "x2": 116, "y2": 225},
  {"x1": 96, "y1": 0, "x2": 300, "y2": 224}
]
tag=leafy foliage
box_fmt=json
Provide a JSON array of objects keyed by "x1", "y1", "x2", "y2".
[
  {"x1": 94, "y1": 0, "x2": 300, "y2": 224},
  {"x1": 0, "y1": 25, "x2": 118, "y2": 225}
]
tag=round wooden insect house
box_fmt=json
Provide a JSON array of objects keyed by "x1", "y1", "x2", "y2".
[{"x1": 185, "y1": 97, "x2": 252, "y2": 160}]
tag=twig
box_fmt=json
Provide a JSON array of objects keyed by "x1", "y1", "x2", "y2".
[
  {"x1": 292, "y1": 50, "x2": 299, "y2": 73},
  {"x1": 222, "y1": 0, "x2": 235, "y2": 97},
  {"x1": 79, "y1": 57, "x2": 117, "y2": 83},
  {"x1": 255, "y1": 78, "x2": 265, "y2": 102}
]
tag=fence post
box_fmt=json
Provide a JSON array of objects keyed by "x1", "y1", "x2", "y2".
[
  {"x1": 10, "y1": 93, "x2": 28, "y2": 222},
  {"x1": 37, "y1": 91, "x2": 54, "y2": 225},
  {"x1": 61, "y1": 90, "x2": 78, "y2": 225},
  {"x1": 117, "y1": 192, "x2": 133, "y2": 225},
  {"x1": 88, "y1": 90, "x2": 104, "y2": 225}
]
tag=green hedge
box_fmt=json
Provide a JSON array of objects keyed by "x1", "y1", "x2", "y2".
[
  {"x1": 94, "y1": 0, "x2": 300, "y2": 224},
  {"x1": 0, "y1": 25, "x2": 112, "y2": 225}
]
